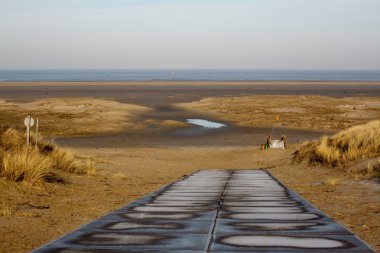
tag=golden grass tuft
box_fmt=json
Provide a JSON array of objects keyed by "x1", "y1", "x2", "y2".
[
  {"x1": 113, "y1": 172, "x2": 128, "y2": 180},
  {"x1": 0, "y1": 203, "x2": 13, "y2": 216},
  {"x1": 0, "y1": 128, "x2": 24, "y2": 151},
  {"x1": 0, "y1": 127, "x2": 97, "y2": 185},
  {"x1": 85, "y1": 159, "x2": 97, "y2": 176},
  {"x1": 324, "y1": 177, "x2": 340, "y2": 186},
  {"x1": 48, "y1": 149, "x2": 81, "y2": 174},
  {"x1": 294, "y1": 120, "x2": 380, "y2": 178},
  {"x1": 366, "y1": 159, "x2": 380, "y2": 176},
  {"x1": 352, "y1": 158, "x2": 380, "y2": 179},
  {"x1": 1, "y1": 147, "x2": 52, "y2": 185}
]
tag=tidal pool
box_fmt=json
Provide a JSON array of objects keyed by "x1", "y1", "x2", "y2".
[{"x1": 186, "y1": 119, "x2": 226, "y2": 128}]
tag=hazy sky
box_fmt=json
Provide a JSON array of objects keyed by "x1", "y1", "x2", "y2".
[{"x1": 1, "y1": 0, "x2": 379, "y2": 70}]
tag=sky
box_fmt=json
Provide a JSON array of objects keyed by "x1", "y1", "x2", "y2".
[{"x1": 0, "y1": 0, "x2": 379, "y2": 70}]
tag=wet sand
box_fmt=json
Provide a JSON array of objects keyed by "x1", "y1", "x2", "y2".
[
  {"x1": 57, "y1": 125, "x2": 332, "y2": 148},
  {"x1": 56, "y1": 101, "x2": 334, "y2": 148},
  {"x1": 1, "y1": 81, "x2": 380, "y2": 105}
]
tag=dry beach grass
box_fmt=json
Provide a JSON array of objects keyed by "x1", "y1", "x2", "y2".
[
  {"x1": 295, "y1": 120, "x2": 380, "y2": 179},
  {"x1": 0, "y1": 127, "x2": 95, "y2": 185}
]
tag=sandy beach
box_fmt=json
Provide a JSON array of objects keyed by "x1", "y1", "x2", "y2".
[
  {"x1": 1, "y1": 82, "x2": 380, "y2": 252},
  {"x1": 2, "y1": 0, "x2": 380, "y2": 251}
]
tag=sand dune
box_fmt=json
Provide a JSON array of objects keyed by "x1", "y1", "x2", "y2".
[
  {"x1": 177, "y1": 95, "x2": 380, "y2": 130},
  {"x1": 0, "y1": 98, "x2": 152, "y2": 136}
]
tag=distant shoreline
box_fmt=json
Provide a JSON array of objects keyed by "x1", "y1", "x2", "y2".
[
  {"x1": 1, "y1": 69, "x2": 380, "y2": 83},
  {"x1": 1, "y1": 81, "x2": 380, "y2": 87}
]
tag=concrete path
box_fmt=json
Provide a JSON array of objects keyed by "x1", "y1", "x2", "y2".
[{"x1": 33, "y1": 170, "x2": 375, "y2": 252}]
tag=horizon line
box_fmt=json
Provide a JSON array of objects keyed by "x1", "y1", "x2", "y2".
[{"x1": 1, "y1": 68, "x2": 380, "y2": 72}]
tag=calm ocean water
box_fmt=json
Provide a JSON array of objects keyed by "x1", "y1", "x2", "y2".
[{"x1": 0, "y1": 69, "x2": 380, "y2": 82}]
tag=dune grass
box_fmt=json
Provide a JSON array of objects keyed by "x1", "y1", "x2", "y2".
[
  {"x1": 1, "y1": 148, "x2": 52, "y2": 185},
  {"x1": 294, "y1": 120, "x2": 380, "y2": 178},
  {"x1": 0, "y1": 128, "x2": 24, "y2": 151},
  {"x1": 0, "y1": 203, "x2": 13, "y2": 216},
  {"x1": 0, "y1": 126, "x2": 96, "y2": 185}
]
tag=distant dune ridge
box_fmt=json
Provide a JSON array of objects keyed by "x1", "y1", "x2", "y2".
[
  {"x1": 177, "y1": 95, "x2": 380, "y2": 130},
  {"x1": 0, "y1": 98, "x2": 152, "y2": 136}
]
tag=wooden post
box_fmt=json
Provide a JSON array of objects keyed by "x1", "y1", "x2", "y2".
[
  {"x1": 26, "y1": 115, "x2": 31, "y2": 146},
  {"x1": 35, "y1": 118, "x2": 39, "y2": 149}
]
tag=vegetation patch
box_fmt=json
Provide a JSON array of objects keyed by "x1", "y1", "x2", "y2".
[
  {"x1": 0, "y1": 127, "x2": 96, "y2": 185},
  {"x1": 294, "y1": 120, "x2": 380, "y2": 179}
]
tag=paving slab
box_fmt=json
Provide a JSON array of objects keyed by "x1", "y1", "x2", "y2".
[{"x1": 33, "y1": 169, "x2": 375, "y2": 253}]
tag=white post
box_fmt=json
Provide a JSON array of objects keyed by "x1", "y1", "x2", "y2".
[
  {"x1": 26, "y1": 115, "x2": 31, "y2": 146},
  {"x1": 35, "y1": 118, "x2": 39, "y2": 149}
]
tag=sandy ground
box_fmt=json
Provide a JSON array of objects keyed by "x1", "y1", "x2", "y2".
[
  {"x1": 0, "y1": 82, "x2": 379, "y2": 252},
  {"x1": 1, "y1": 146, "x2": 379, "y2": 252}
]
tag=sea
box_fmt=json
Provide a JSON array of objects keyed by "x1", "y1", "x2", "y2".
[{"x1": 0, "y1": 69, "x2": 380, "y2": 82}]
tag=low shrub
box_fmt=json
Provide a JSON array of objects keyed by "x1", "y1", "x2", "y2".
[
  {"x1": 294, "y1": 120, "x2": 380, "y2": 178},
  {"x1": 1, "y1": 147, "x2": 52, "y2": 185},
  {"x1": 0, "y1": 127, "x2": 96, "y2": 185}
]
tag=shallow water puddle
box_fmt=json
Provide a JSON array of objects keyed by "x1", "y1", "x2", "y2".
[
  {"x1": 228, "y1": 213, "x2": 319, "y2": 220},
  {"x1": 221, "y1": 235, "x2": 344, "y2": 248},
  {"x1": 125, "y1": 213, "x2": 195, "y2": 219},
  {"x1": 109, "y1": 222, "x2": 179, "y2": 230},
  {"x1": 89, "y1": 233, "x2": 165, "y2": 244},
  {"x1": 186, "y1": 119, "x2": 226, "y2": 128},
  {"x1": 237, "y1": 222, "x2": 319, "y2": 230}
]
